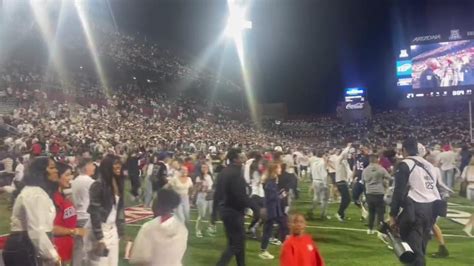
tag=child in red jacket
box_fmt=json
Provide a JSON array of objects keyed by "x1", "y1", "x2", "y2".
[{"x1": 280, "y1": 213, "x2": 325, "y2": 266}]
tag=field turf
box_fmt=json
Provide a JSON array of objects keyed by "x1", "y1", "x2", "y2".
[{"x1": 0, "y1": 178, "x2": 472, "y2": 266}]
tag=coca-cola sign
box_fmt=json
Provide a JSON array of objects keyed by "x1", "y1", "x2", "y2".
[{"x1": 345, "y1": 102, "x2": 364, "y2": 110}]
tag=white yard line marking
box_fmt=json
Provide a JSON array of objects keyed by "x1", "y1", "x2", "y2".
[{"x1": 126, "y1": 220, "x2": 472, "y2": 238}]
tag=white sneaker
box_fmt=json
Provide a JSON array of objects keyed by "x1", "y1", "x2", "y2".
[
  {"x1": 335, "y1": 213, "x2": 344, "y2": 222},
  {"x1": 269, "y1": 238, "x2": 282, "y2": 246},
  {"x1": 196, "y1": 230, "x2": 203, "y2": 238},
  {"x1": 207, "y1": 226, "x2": 216, "y2": 235},
  {"x1": 367, "y1": 229, "x2": 374, "y2": 235},
  {"x1": 259, "y1": 251, "x2": 275, "y2": 260},
  {"x1": 207, "y1": 225, "x2": 216, "y2": 233}
]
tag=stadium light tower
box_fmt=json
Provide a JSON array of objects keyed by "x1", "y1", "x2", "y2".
[
  {"x1": 225, "y1": 0, "x2": 259, "y2": 126},
  {"x1": 225, "y1": 2, "x2": 252, "y2": 39}
]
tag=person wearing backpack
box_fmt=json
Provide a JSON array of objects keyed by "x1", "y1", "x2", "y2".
[{"x1": 389, "y1": 138, "x2": 445, "y2": 266}]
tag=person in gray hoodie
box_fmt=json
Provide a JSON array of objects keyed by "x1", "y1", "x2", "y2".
[
  {"x1": 308, "y1": 151, "x2": 330, "y2": 220},
  {"x1": 362, "y1": 153, "x2": 391, "y2": 234}
]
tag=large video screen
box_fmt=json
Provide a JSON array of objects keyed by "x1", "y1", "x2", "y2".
[
  {"x1": 411, "y1": 40, "x2": 474, "y2": 89},
  {"x1": 344, "y1": 87, "x2": 366, "y2": 102}
]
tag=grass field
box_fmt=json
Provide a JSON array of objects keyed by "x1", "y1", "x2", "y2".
[{"x1": 0, "y1": 179, "x2": 473, "y2": 266}]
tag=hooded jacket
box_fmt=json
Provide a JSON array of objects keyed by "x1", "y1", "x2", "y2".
[{"x1": 129, "y1": 216, "x2": 188, "y2": 266}]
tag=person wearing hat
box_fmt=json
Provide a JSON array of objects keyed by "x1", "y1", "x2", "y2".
[
  {"x1": 130, "y1": 189, "x2": 188, "y2": 266},
  {"x1": 215, "y1": 148, "x2": 253, "y2": 266}
]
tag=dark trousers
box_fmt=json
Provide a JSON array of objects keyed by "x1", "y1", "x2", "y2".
[
  {"x1": 366, "y1": 194, "x2": 385, "y2": 230},
  {"x1": 248, "y1": 195, "x2": 264, "y2": 230},
  {"x1": 261, "y1": 215, "x2": 288, "y2": 250},
  {"x1": 130, "y1": 174, "x2": 141, "y2": 197},
  {"x1": 217, "y1": 207, "x2": 246, "y2": 266},
  {"x1": 3, "y1": 232, "x2": 38, "y2": 266},
  {"x1": 399, "y1": 201, "x2": 435, "y2": 266},
  {"x1": 352, "y1": 181, "x2": 365, "y2": 207},
  {"x1": 336, "y1": 181, "x2": 350, "y2": 218}
]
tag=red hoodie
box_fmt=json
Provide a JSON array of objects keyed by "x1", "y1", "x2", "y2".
[{"x1": 280, "y1": 234, "x2": 325, "y2": 266}]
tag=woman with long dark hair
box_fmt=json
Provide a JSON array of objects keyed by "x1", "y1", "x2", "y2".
[
  {"x1": 85, "y1": 154, "x2": 125, "y2": 266},
  {"x1": 3, "y1": 157, "x2": 61, "y2": 266},
  {"x1": 52, "y1": 162, "x2": 86, "y2": 265}
]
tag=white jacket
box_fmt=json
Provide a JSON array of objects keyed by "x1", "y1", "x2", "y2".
[
  {"x1": 130, "y1": 216, "x2": 188, "y2": 266},
  {"x1": 335, "y1": 147, "x2": 352, "y2": 183},
  {"x1": 311, "y1": 157, "x2": 328, "y2": 186}
]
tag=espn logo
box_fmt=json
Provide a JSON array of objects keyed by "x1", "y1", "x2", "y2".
[{"x1": 396, "y1": 60, "x2": 412, "y2": 77}]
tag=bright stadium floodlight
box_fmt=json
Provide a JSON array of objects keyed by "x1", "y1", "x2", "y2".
[
  {"x1": 224, "y1": 0, "x2": 259, "y2": 126},
  {"x1": 225, "y1": 0, "x2": 251, "y2": 39},
  {"x1": 225, "y1": 11, "x2": 252, "y2": 39}
]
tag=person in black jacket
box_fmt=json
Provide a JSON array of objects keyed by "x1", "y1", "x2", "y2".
[
  {"x1": 86, "y1": 154, "x2": 125, "y2": 266},
  {"x1": 279, "y1": 162, "x2": 298, "y2": 214},
  {"x1": 151, "y1": 152, "x2": 169, "y2": 192},
  {"x1": 126, "y1": 151, "x2": 140, "y2": 201},
  {"x1": 215, "y1": 148, "x2": 252, "y2": 266}
]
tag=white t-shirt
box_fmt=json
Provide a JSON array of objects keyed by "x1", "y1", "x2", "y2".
[
  {"x1": 71, "y1": 174, "x2": 95, "y2": 221},
  {"x1": 298, "y1": 156, "x2": 309, "y2": 167},
  {"x1": 437, "y1": 151, "x2": 457, "y2": 171},
  {"x1": 10, "y1": 186, "x2": 58, "y2": 261},
  {"x1": 14, "y1": 163, "x2": 24, "y2": 182},
  {"x1": 243, "y1": 159, "x2": 255, "y2": 184},
  {"x1": 403, "y1": 156, "x2": 441, "y2": 203},
  {"x1": 169, "y1": 177, "x2": 193, "y2": 196},
  {"x1": 196, "y1": 174, "x2": 213, "y2": 196},
  {"x1": 250, "y1": 171, "x2": 264, "y2": 197},
  {"x1": 311, "y1": 157, "x2": 328, "y2": 185},
  {"x1": 327, "y1": 154, "x2": 338, "y2": 173},
  {"x1": 462, "y1": 166, "x2": 474, "y2": 190}
]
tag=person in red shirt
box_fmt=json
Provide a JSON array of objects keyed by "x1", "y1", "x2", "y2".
[
  {"x1": 280, "y1": 213, "x2": 325, "y2": 266},
  {"x1": 31, "y1": 139, "x2": 42, "y2": 156},
  {"x1": 183, "y1": 157, "x2": 195, "y2": 178},
  {"x1": 52, "y1": 162, "x2": 86, "y2": 264}
]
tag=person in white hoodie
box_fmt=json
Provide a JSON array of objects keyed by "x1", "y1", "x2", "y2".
[
  {"x1": 308, "y1": 151, "x2": 330, "y2": 220},
  {"x1": 335, "y1": 143, "x2": 352, "y2": 222},
  {"x1": 130, "y1": 189, "x2": 188, "y2": 266}
]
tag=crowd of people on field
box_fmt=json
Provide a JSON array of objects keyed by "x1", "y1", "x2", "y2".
[
  {"x1": 2, "y1": 135, "x2": 473, "y2": 265},
  {"x1": 0, "y1": 7, "x2": 473, "y2": 266}
]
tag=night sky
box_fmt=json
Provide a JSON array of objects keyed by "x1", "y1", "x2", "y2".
[{"x1": 108, "y1": 0, "x2": 474, "y2": 114}]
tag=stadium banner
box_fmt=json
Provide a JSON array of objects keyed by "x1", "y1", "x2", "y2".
[{"x1": 411, "y1": 29, "x2": 474, "y2": 44}]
